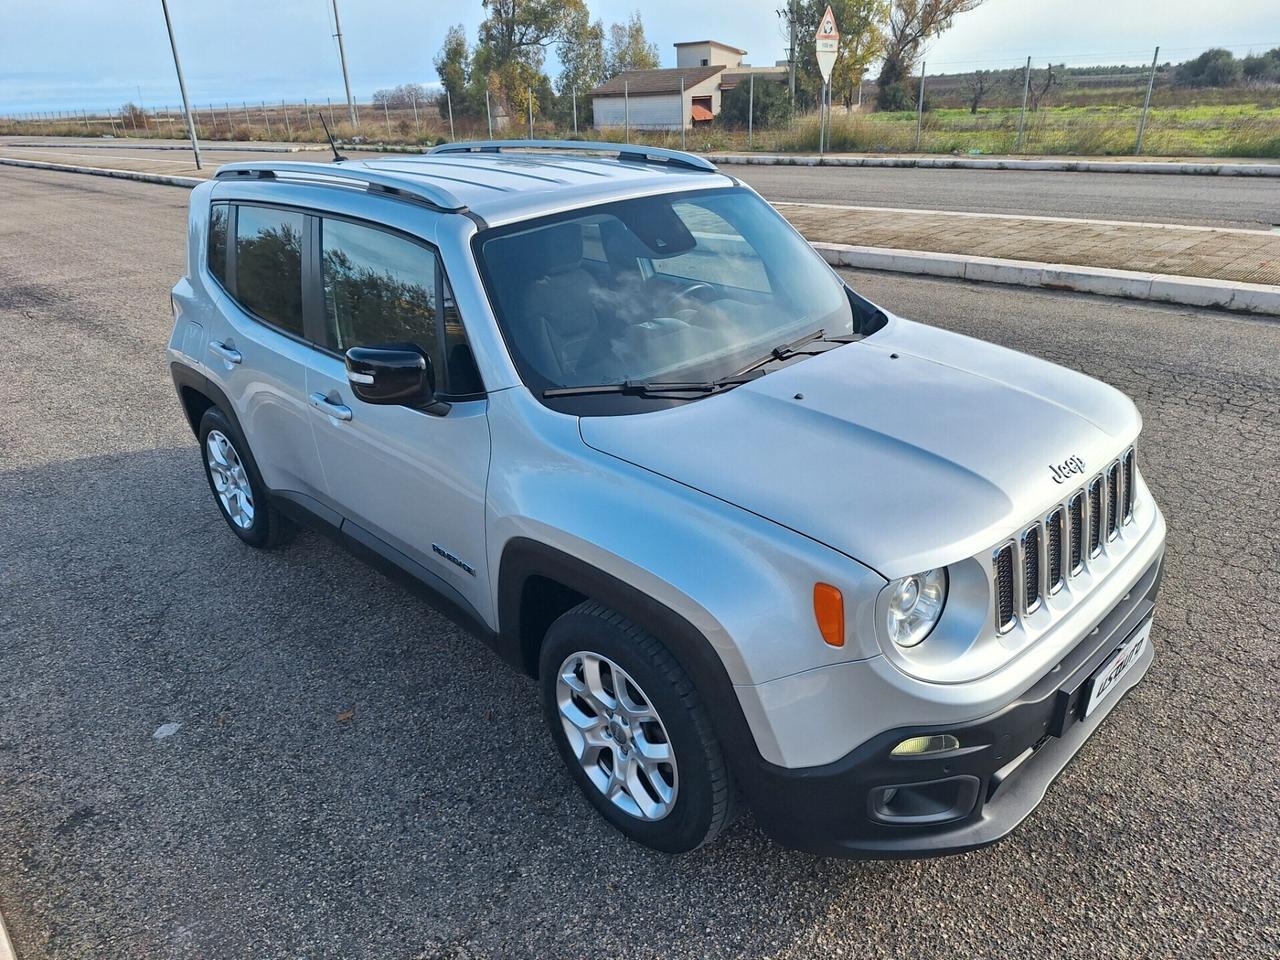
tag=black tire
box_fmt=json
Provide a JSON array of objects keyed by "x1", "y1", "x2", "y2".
[
  {"x1": 197, "y1": 406, "x2": 293, "y2": 549},
  {"x1": 539, "y1": 601, "x2": 736, "y2": 854}
]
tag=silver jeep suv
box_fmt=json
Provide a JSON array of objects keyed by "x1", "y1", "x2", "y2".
[{"x1": 168, "y1": 141, "x2": 1166, "y2": 857}]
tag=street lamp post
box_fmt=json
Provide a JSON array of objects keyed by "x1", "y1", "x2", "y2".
[{"x1": 159, "y1": 0, "x2": 202, "y2": 169}]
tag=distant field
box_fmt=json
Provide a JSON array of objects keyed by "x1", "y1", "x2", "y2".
[{"x1": 775, "y1": 102, "x2": 1280, "y2": 158}]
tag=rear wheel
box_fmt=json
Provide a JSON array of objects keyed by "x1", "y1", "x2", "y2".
[
  {"x1": 197, "y1": 406, "x2": 292, "y2": 549},
  {"x1": 539, "y1": 601, "x2": 735, "y2": 853}
]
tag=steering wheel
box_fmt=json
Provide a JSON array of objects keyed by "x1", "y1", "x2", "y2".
[{"x1": 661, "y1": 281, "x2": 717, "y2": 314}]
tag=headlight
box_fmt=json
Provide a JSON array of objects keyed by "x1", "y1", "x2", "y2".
[{"x1": 884, "y1": 568, "x2": 947, "y2": 647}]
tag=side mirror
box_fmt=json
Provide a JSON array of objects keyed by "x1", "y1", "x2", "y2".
[{"x1": 345, "y1": 345, "x2": 435, "y2": 406}]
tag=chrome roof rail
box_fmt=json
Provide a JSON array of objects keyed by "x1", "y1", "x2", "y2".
[
  {"x1": 429, "y1": 140, "x2": 718, "y2": 173},
  {"x1": 212, "y1": 161, "x2": 468, "y2": 213}
]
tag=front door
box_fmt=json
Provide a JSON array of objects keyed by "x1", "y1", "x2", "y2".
[{"x1": 303, "y1": 214, "x2": 492, "y2": 620}]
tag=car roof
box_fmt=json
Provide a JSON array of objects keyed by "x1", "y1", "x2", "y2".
[{"x1": 214, "y1": 146, "x2": 734, "y2": 229}]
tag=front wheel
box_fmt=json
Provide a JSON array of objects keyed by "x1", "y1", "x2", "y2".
[{"x1": 539, "y1": 601, "x2": 736, "y2": 853}]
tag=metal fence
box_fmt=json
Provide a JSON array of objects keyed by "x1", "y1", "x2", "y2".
[{"x1": 3, "y1": 45, "x2": 1278, "y2": 159}]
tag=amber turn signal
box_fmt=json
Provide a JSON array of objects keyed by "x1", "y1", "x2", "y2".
[{"x1": 813, "y1": 583, "x2": 845, "y2": 647}]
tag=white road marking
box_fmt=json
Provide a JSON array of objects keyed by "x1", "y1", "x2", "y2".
[{"x1": 2, "y1": 148, "x2": 194, "y2": 167}]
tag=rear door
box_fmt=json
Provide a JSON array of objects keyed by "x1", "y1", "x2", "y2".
[
  {"x1": 302, "y1": 213, "x2": 492, "y2": 618},
  {"x1": 203, "y1": 201, "x2": 327, "y2": 499}
]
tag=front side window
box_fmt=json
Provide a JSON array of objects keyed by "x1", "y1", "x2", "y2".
[
  {"x1": 234, "y1": 205, "x2": 304, "y2": 336},
  {"x1": 476, "y1": 187, "x2": 855, "y2": 396},
  {"x1": 321, "y1": 218, "x2": 438, "y2": 357}
]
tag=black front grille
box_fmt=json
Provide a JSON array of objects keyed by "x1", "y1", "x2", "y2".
[
  {"x1": 1067, "y1": 493, "x2": 1084, "y2": 572},
  {"x1": 994, "y1": 543, "x2": 1016, "y2": 632},
  {"x1": 1046, "y1": 508, "x2": 1064, "y2": 591},
  {"x1": 1123, "y1": 450, "x2": 1135, "y2": 522},
  {"x1": 1022, "y1": 526, "x2": 1041, "y2": 610},
  {"x1": 991, "y1": 446, "x2": 1136, "y2": 633},
  {"x1": 1107, "y1": 462, "x2": 1121, "y2": 537},
  {"x1": 1088, "y1": 477, "x2": 1104, "y2": 555}
]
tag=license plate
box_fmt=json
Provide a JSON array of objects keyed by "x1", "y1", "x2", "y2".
[{"x1": 1083, "y1": 619, "x2": 1152, "y2": 718}]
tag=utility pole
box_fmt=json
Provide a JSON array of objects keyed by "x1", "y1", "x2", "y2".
[
  {"x1": 445, "y1": 90, "x2": 453, "y2": 139},
  {"x1": 331, "y1": 0, "x2": 357, "y2": 127},
  {"x1": 624, "y1": 80, "x2": 630, "y2": 141},
  {"x1": 485, "y1": 89, "x2": 493, "y2": 138},
  {"x1": 748, "y1": 73, "x2": 755, "y2": 148},
  {"x1": 1135, "y1": 45, "x2": 1160, "y2": 155},
  {"x1": 572, "y1": 88, "x2": 578, "y2": 135},
  {"x1": 914, "y1": 61, "x2": 926, "y2": 151},
  {"x1": 160, "y1": 0, "x2": 202, "y2": 169},
  {"x1": 1015, "y1": 56, "x2": 1031, "y2": 153},
  {"x1": 528, "y1": 88, "x2": 534, "y2": 138},
  {"x1": 680, "y1": 74, "x2": 686, "y2": 150},
  {"x1": 787, "y1": 1, "x2": 798, "y2": 107}
]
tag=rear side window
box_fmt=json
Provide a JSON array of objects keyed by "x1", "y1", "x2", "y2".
[
  {"x1": 208, "y1": 202, "x2": 228, "y2": 285},
  {"x1": 234, "y1": 205, "x2": 305, "y2": 336}
]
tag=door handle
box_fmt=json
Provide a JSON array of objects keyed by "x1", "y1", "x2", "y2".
[
  {"x1": 309, "y1": 391, "x2": 353, "y2": 422},
  {"x1": 209, "y1": 340, "x2": 242, "y2": 364}
]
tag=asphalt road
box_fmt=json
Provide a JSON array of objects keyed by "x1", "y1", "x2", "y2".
[
  {"x1": 1, "y1": 165, "x2": 1278, "y2": 960},
  {"x1": 732, "y1": 164, "x2": 1280, "y2": 230},
  {"x1": 3, "y1": 136, "x2": 1279, "y2": 229}
]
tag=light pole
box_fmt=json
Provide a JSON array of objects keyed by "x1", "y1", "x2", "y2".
[
  {"x1": 159, "y1": 0, "x2": 202, "y2": 169},
  {"x1": 331, "y1": 0, "x2": 357, "y2": 127}
]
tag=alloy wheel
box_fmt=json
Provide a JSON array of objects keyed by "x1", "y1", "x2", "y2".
[
  {"x1": 555, "y1": 651, "x2": 679, "y2": 821},
  {"x1": 205, "y1": 429, "x2": 255, "y2": 529}
]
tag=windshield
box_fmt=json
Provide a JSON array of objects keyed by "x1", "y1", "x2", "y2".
[{"x1": 475, "y1": 187, "x2": 857, "y2": 395}]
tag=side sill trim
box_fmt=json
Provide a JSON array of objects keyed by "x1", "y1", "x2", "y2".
[{"x1": 270, "y1": 490, "x2": 499, "y2": 650}]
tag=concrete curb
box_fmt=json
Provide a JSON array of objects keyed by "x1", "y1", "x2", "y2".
[
  {"x1": 0, "y1": 907, "x2": 16, "y2": 960},
  {"x1": 0, "y1": 156, "x2": 202, "y2": 188},
  {"x1": 10, "y1": 141, "x2": 327, "y2": 153},
  {"x1": 715, "y1": 154, "x2": 1280, "y2": 176},
  {"x1": 815, "y1": 242, "x2": 1280, "y2": 316}
]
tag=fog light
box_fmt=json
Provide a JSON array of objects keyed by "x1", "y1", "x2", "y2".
[{"x1": 890, "y1": 734, "x2": 960, "y2": 756}]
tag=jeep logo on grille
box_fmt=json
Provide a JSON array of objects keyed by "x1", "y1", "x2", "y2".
[{"x1": 1049, "y1": 456, "x2": 1086, "y2": 485}]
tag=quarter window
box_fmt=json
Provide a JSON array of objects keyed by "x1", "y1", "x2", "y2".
[
  {"x1": 234, "y1": 205, "x2": 305, "y2": 336},
  {"x1": 208, "y1": 202, "x2": 229, "y2": 286}
]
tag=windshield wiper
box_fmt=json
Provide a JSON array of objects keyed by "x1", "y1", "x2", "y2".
[
  {"x1": 542, "y1": 375, "x2": 760, "y2": 400},
  {"x1": 728, "y1": 328, "x2": 828, "y2": 379},
  {"x1": 541, "y1": 329, "x2": 865, "y2": 400}
]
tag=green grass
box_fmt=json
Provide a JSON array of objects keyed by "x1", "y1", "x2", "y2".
[{"x1": 770, "y1": 102, "x2": 1280, "y2": 158}]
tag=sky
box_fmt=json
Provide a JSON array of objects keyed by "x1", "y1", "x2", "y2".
[{"x1": 2, "y1": 0, "x2": 1278, "y2": 114}]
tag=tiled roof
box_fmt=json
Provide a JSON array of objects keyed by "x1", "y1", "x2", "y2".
[{"x1": 588, "y1": 66, "x2": 725, "y2": 97}]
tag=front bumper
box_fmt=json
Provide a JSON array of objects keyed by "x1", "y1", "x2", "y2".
[{"x1": 740, "y1": 551, "x2": 1164, "y2": 858}]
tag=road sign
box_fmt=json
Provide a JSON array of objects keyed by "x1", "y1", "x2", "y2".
[{"x1": 815, "y1": 4, "x2": 839, "y2": 84}]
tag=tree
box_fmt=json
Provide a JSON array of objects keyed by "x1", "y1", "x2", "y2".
[
  {"x1": 1174, "y1": 48, "x2": 1243, "y2": 87},
  {"x1": 718, "y1": 78, "x2": 793, "y2": 128},
  {"x1": 965, "y1": 69, "x2": 989, "y2": 113},
  {"x1": 605, "y1": 11, "x2": 660, "y2": 75},
  {"x1": 1028, "y1": 63, "x2": 1058, "y2": 111},
  {"x1": 1242, "y1": 48, "x2": 1280, "y2": 84},
  {"x1": 876, "y1": 0, "x2": 984, "y2": 110},
  {"x1": 438, "y1": 0, "x2": 586, "y2": 123},
  {"x1": 785, "y1": 1, "x2": 885, "y2": 110},
  {"x1": 433, "y1": 24, "x2": 472, "y2": 119},
  {"x1": 558, "y1": 6, "x2": 605, "y2": 96},
  {"x1": 372, "y1": 83, "x2": 430, "y2": 108}
]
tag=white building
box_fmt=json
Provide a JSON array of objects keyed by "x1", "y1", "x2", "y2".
[{"x1": 589, "y1": 41, "x2": 787, "y2": 131}]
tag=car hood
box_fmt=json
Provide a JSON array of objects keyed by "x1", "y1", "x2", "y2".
[{"x1": 579, "y1": 318, "x2": 1141, "y2": 577}]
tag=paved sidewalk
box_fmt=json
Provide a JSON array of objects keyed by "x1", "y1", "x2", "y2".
[{"x1": 777, "y1": 203, "x2": 1280, "y2": 286}]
